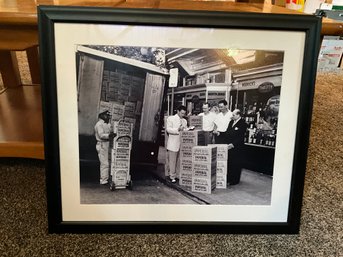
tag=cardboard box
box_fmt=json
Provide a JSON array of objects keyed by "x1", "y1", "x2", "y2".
[
  {"x1": 114, "y1": 136, "x2": 132, "y2": 149},
  {"x1": 180, "y1": 130, "x2": 205, "y2": 146},
  {"x1": 111, "y1": 159, "x2": 130, "y2": 170},
  {"x1": 192, "y1": 146, "x2": 217, "y2": 163},
  {"x1": 109, "y1": 71, "x2": 121, "y2": 83},
  {"x1": 179, "y1": 173, "x2": 192, "y2": 189},
  {"x1": 111, "y1": 102, "x2": 124, "y2": 115},
  {"x1": 191, "y1": 177, "x2": 216, "y2": 194},
  {"x1": 216, "y1": 174, "x2": 227, "y2": 189},
  {"x1": 216, "y1": 160, "x2": 228, "y2": 175},
  {"x1": 124, "y1": 101, "x2": 136, "y2": 118},
  {"x1": 112, "y1": 169, "x2": 129, "y2": 186},
  {"x1": 211, "y1": 144, "x2": 229, "y2": 161},
  {"x1": 180, "y1": 144, "x2": 193, "y2": 159},
  {"x1": 180, "y1": 159, "x2": 193, "y2": 173},
  {"x1": 112, "y1": 148, "x2": 131, "y2": 161},
  {"x1": 192, "y1": 162, "x2": 217, "y2": 178},
  {"x1": 103, "y1": 70, "x2": 110, "y2": 81},
  {"x1": 98, "y1": 101, "x2": 113, "y2": 114},
  {"x1": 179, "y1": 157, "x2": 192, "y2": 189},
  {"x1": 318, "y1": 37, "x2": 343, "y2": 72},
  {"x1": 113, "y1": 120, "x2": 133, "y2": 137},
  {"x1": 121, "y1": 74, "x2": 132, "y2": 86},
  {"x1": 189, "y1": 116, "x2": 203, "y2": 130}
]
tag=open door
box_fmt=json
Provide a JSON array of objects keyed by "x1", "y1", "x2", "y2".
[
  {"x1": 77, "y1": 54, "x2": 104, "y2": 135},
  {"x1": 139, "y1": 73, "x2": 166, "y2": 142}
]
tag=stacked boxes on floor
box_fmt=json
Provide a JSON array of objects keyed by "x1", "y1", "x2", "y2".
[
  {"x1": 179, "y1": 130, "x2": 205, "y2": 190},
  {"x1": 211, "y1": 144, "x2": 229, "y2": 189},
  {"x1": 111, "y1": 120, "x2": 133, "y2": 189},
  {"x1": 191, "y1": 146, "x2": 217, "y2": 194},
  {"x1": 98, "y1": 69, "x2": 145, "y2": 141}
]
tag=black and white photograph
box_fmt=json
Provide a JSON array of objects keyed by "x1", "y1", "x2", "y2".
[
  {"x1": 38, "y1": 6, "x2": 321, "y2": 233},
  {"x1": 77, "y1": 45, "x2": 284, "y2": 206}
]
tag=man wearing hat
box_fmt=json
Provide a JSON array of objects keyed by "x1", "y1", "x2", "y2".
[{"x1": 94, "y1": 110, "x2": 114, "y2": 185}]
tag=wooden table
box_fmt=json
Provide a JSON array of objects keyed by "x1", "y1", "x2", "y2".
[{"x1": 0, "y1": 0, "x2": 342, "y2": 160}]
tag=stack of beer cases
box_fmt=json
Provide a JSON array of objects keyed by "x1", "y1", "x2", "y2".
[
  {"x1": 211, "y1": 144, "x2": 229, "y2": 189},
  {"x1": 179, "y1": 130, "x2": 205, "y2": 190},
  {"x1": 111, "y1": 120, "x2": 133, "y2": 189},
  {"x1": 123, "y1": 101, "x2": 139, "y2": 139},
  {"x1": 111, "y1": 102, "x2": 125, "y2": 122},
  {"x1": 189, "y1": 116, "x2": 203, "y2": 130},
  {"x1": 191, "y1": 146, "x2": 217, "y2": 194}
]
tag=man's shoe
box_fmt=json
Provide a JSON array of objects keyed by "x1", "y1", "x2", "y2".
[{"x1": 171, "y1": 179, "x2": 176, "y2": 183}]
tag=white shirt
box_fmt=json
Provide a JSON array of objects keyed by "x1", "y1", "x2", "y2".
[
  {"x1": 198, "y1": 112, "x2": 216, "y2": 132},
  {"x1": 214, "y1": 111, "x2": 233, "y2": 132},
  {"x1": 166, "y1": 114, "x2": 187, "y2": 152},
  {"x1": 94, "y1": 119, "x2": 111, "y2": 142}
]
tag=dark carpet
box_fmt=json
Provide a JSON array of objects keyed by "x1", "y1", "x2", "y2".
[{"x1": 0, "y1": 73, "x2": 342, "y2": 256}]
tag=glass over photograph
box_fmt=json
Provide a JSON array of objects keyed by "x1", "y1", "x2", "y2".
[{"x1": 77, "y1": 45, "x2": 284, "y2": 206}]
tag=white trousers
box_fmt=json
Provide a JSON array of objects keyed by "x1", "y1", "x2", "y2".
[
  {"x1": 168, "y1": 150, "x2": 180, "y2": 180},
  {"x1": 96, "y1": 141, "x2": 109, "y2": 184}
]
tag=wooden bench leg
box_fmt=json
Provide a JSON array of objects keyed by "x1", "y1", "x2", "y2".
[
  {"x1": 0, "y1": 50, "x2": 21, "y2": 88},
  {"x1": 26, "y1": 46, "x2": 40, "y2": 84}
]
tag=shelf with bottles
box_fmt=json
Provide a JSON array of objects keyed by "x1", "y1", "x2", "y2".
[{"x1": 244, "y1": 127, "x2": 277, "y2": 149}]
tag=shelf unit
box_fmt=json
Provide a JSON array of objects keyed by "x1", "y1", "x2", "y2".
[{"x1": 0, "y1": 86, "x2": 44, "y2": 159}]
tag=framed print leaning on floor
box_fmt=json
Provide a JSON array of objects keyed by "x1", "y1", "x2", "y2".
[{"x1": 38, "y1": 6, "x2": 321, "y2": 234}]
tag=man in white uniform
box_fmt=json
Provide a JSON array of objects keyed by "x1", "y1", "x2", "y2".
[
  {"x1": 213, "y1": 100, "x2": 232, "y2": 144},
  {"x1": 166, "y1": 105, "x2": 187, "y2": 183},
  {"x1": 198, "y1": 102, "x2": 216, "y2": 145},
  {"x1": 94, "y1": 110, "x2": 114, "y2": 185}
]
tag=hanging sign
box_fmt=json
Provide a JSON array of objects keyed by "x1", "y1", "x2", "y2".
[{"x1": 169, "y1": 68, "x2": 179, "y2": 88}]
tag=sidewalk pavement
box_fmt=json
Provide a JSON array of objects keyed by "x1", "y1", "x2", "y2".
[{"x1": 151, "y1": 147, "x2": 273, "y2": 205}]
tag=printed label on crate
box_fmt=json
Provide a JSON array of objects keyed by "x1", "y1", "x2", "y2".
[
  {"x1": 113, "y1": 148, "x2": 131, "y2": 160},
  {"x1": 98, "y1": 101, "x2": 113, "y2": 114},
  {"x1": 179, "y1": 157, "x2": 193, "y2": 166},
  {"x1": 111, "y1": 114, "x2": 123, "y2": 122},
  {"x1": 192, "y1": 146, "x2": 217, "y2": 163},
  {"x1": 113, "y1": 169, "x2": 128, "y2": 186},
  {"x1": 179, "y1": 173, "x2": 192, "y2": 188},
  {"x1": 124, "y1": 117, "x2": 136, "y2": 126},
  {"x1": 180, "y1": 144, "x2": 193, "y2": 152},
  {"x1": 211, "y1": 144, "x2": 229, "y2": 161},
  {"x1": 180, "y1": 149, "x2": 193, "y2": 159},
  {"x1": 114, "y1": 136, "x2": 132, "y2": 149},
  {"x1": 216, "y1": 174, "x2": 227, "y2": 189},
  {"x1": 111, "y1": 102, "x2": 124, "y2": 115},
  {"x1": 179, "y1": 178, "x2": 192, "y2": 188},
  {"x1": 216, "y1": 161, "x2": 228, "y2": 175},
  {"x1": 124, "y1": 101, "x2": 136, "y2": 117},
  {"x1": 124, "y1": 101, "x2": 136, "y2": 111},
  {"x1": 192, "y1": 162, "x2": 216, "y2": 178},
  {"x1": 192, "y1": 177, "x2": 216, "y2": 194},
  {"x1": 112, "y1": 159, "x2": 130, "y2": 169},
  {"x1": 113, "y1": 121, "x2": 133, "y2": 137},
  {"x1": 181, "y1": 158, "x2": 192, "y2": 165},
  {"x1": 109, "y1": 71, "x2": 121, "y2": 82},
  {"x1": 189, "y1": 116, "x2": 203, "y2": 130},
  {"x1": 180, "y1": 130, "x2": 205, "y2": 145},
  {"x1": 180, "y1": 162, "x2": 193, "y2": 173}
]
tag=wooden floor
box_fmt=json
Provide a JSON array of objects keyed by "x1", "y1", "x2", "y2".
[{"x1": 0, "y1": 86, "x2": 44, "y2": 159}]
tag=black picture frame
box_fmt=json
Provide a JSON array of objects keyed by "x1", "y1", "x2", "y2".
[{"x1": 38, "y1": 5, "x2": 321, "y2": 234}]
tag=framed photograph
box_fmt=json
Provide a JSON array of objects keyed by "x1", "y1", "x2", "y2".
[{"x1": 38, "y1": 6, "x2": 321, "y2": 233}]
